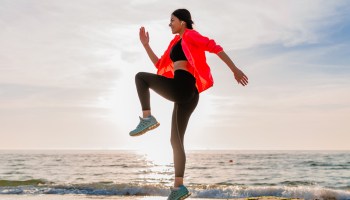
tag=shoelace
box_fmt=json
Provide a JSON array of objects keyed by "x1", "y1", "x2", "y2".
[
  {"x1": 136, "y1": 119, "x2": 150, "y2": 129},
  {"x1": 169, "y1": 191, "x2": 177, "y2": 198},
  {"x1": 169, "y1": 188, "x2": 184, "y2": 198}
]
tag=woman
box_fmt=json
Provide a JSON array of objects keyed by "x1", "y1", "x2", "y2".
[{"x1": 130, "y1": 9, "x2": 248, "y2": 200}]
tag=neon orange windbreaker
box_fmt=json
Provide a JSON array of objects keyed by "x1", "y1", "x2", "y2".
[{"x1": 155, "y1": 28, "x2": 223, "y2": 93}]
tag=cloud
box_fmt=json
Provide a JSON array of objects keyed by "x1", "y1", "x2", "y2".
[
  {"x1": 186, "y1": 0, "x2": 350, "y2": 49},
  {"x1": 0, "y1": 0, "x2": 349, "y2": 150},
  {"x1": 198, "y1": 39, "x2": 350, "y2": 149}
]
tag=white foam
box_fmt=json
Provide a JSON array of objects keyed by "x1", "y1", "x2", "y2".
[
  {"x1": 1, "y1": 184, "x2": 350, "y2": 200},
  {"x1": 192, "y1": 185, "x2": 350, "y2": 200}
]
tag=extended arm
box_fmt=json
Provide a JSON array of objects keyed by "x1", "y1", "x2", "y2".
[
  {"x1": 185, "y1": 30, "x2": 248, "y2": 86},
  {"x1": 217, "y1": 51, "x2": 248, "y2": 86},
  {"x1": 139, "y1": 27, "x2": 159, "y2": 66}
]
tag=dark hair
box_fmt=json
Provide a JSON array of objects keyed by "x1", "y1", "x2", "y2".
[{"x1": 172, "y1": 8, "x2": 194, "y2": 29}]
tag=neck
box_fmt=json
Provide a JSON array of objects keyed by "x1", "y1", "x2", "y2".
[{"x1": 179, "y1": 28, "x2": 186, "y2": 38}]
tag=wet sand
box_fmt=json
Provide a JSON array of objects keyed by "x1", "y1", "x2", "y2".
[{"x1": 0, "y1": 194, "x2": 303, "y2": 200}]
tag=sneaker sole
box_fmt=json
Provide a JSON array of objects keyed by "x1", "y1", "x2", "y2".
[
  {"x1": 130, "y1": 122, "x2": 160, "y2": 137},
  {"x1": 179, "y1": 193, "x2": 191, "y2": 200}
]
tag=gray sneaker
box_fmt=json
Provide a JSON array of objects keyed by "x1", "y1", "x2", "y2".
[{"x1": 129, "y1": 115, "x2": 160, "y2": 136}]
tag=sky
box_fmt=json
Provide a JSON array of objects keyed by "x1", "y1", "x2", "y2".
[{"x1": 0, "y1": 0, "x2": 349, "y2": 151}]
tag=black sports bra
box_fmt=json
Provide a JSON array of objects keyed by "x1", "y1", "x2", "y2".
[{"x1": 170, "y1": 39, "x2": 188, "y2": 62}]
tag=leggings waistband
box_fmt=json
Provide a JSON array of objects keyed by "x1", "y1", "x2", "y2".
[{"x1": 174, "y1": 70, "x2": 196, "y2": 82}]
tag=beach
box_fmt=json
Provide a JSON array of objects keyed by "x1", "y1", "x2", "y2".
[{"x1": 0, "y1": 195, "x2": 303, "y2": 200}]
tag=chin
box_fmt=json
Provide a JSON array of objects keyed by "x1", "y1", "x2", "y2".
[{"x1": 170, "y1": 28, "x2": 178, "y2": 34}]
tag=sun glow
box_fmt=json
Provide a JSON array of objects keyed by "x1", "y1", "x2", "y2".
[
  {"x1": 137, "y1": 143, "x2": 173, "y2": 166},
  {"x1": 136, "y1": 143, "x2": 174, "y2": 185}
]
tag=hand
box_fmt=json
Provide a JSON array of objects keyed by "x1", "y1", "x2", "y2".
[
  {"x1": 139, "y1": 26, "x2": 149, "y2": 46},
  {"x1": 234, "y1": 69, "x2": 248, "y2": 86}
]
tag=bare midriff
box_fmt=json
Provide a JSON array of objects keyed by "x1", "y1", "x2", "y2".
[{"x1": 173, "y1": 60, "x2": 189, "y2": 72}]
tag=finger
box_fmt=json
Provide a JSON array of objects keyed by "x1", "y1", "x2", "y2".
[
  {"x1": 242, "y1": 79, "x2": 248, "y2": 86},
  {"x1": 243, "y1": 74, "x2": 248, "y2": 80},
  {"x1": 239, "y1": 78, "x2": 247, "y2": 86},
  {"x1": 241, "y1": 75, "x2": 248, "y2": 81},
  {"x1": 139, "y1": 27, "x2": 143, "y2": 36},
  {"x1": 241, "y1": 77, "x2": 248, "y2": 84}
]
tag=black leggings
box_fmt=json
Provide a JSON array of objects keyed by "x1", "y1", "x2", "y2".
[{"x1": 135, "y1": 70, "x2": 199, "y2": 177}]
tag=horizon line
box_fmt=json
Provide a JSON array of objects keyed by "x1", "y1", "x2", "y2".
[{"x1": 0, "y1": 148, "x2": 349, "y2": 151}]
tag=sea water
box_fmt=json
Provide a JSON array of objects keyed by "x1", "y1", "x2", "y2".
[{"x1": 0, "y1": 150, "x2": 349, "y2": 199}]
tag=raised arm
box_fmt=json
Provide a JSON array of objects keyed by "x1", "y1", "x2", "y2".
[
  {"x1": 217, "y1": 51, "x2": 248, "y2": 86},
  {"x1": 139, "y1": 27, "x2": 159, "y2": 66}
]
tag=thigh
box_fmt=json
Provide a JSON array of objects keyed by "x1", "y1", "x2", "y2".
[{"x1": 137, "y1": 72, "x2": 177, "y2": 102}]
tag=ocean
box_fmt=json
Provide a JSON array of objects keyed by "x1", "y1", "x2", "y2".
[{"x1": 0, "y1": 150, "x2": 349, "y2": 199}]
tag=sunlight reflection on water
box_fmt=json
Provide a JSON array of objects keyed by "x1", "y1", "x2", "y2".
[{"x1": 135, "y1": 146, "x2": 174, "y2": 185}]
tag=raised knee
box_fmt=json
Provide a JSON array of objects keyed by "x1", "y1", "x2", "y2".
[{"x1": 135, "y1": 72, "x2": 145, "y2": 81}]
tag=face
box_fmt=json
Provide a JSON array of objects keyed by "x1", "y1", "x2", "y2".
[{"x1": 169, "y1": 15, "x2": 184, "y2": 34}]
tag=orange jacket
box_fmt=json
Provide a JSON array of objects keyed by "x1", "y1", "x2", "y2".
[{"x1": 155, "y1": 29, "x2": 223, "y2": 93}]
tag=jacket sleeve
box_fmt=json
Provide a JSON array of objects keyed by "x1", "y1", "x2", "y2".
[
  {"x1": 185, "y1": 30, "x2": 223, "y2": 54},
  {"x1": 155, "y1": 54, "x2": 165, "y2": 69},
  {"x1": 155, "y1": 48, "x2": 168, "y2": 69}
]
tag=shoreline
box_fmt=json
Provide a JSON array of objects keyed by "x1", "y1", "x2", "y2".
[{"x1": 0, "y1": 194, "x2": 303, "y2": 200}]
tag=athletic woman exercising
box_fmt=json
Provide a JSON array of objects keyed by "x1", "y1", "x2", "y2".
[{"x1": 129, "y1": 9, "x2": 248, "y2": 200}]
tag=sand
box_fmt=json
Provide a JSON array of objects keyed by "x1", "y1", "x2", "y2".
[{"x1": 0, "y1": 194, "x2": 303, "y2": 200}]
